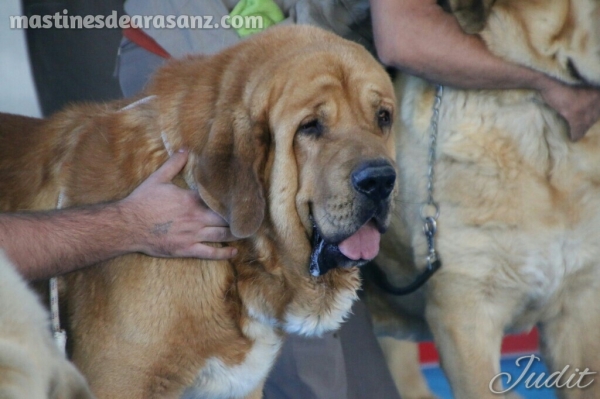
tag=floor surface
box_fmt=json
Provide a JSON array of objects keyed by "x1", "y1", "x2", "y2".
[{"x1": 423, "y1": 354, "x2": 558, "y2": 398}]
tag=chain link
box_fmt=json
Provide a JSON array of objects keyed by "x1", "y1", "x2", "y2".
[
  {"x1": 370, "y1": 84, "x2": 444, "y2": 296},
  {"x1": 421, "y1": 85, "x2": 444, "y2": 269}
]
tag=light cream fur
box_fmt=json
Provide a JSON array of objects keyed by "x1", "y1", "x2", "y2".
[
  {"x1": 366, "y1": 1, "x2": 600, "y2": 398},
  {"x1": 0, "y1": 251, "x2": 93, "y2": 399}
]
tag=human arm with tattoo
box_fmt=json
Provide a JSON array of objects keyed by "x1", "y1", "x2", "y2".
[{"x1": 0, "y1": 149, "x2": 237, "y2": 281}]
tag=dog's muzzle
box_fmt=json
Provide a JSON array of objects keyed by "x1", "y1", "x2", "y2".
[{"x1": 309, "y1": 160, "x2": 396, "y2": 277}]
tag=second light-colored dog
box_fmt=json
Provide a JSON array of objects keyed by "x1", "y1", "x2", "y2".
[{"x1": 367, "y1": 0, "x2": 600, "y2": 398}]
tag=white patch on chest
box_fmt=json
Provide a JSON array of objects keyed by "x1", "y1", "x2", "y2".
[
  {"x1": 283, "y1": 285, "x2": 358, "y2": 337},
  {"x1": 182, "y1": 319, "x2": 282, "y2": 399}
]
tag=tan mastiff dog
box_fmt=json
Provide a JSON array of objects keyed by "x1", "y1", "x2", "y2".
[{"x1": 0, "y1": 25, "x2": 397, "y2": 398}]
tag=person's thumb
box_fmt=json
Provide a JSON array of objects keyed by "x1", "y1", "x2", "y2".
[
  {"x1": 569, "y1": 126, "x2": 585, "y2": 142},
  {"x1": 150, "y1": 149, "x2": 189, "y2": 183}
]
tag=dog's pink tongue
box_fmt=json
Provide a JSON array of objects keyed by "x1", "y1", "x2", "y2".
[{"x1": 338, "y1": 221, "x2": 381, "y2": 261}]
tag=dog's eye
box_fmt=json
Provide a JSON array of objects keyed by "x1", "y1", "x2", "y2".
[
  {"x1": 298, "y1": 119, "x2": 324, "y2": 137},
  {"x1": 377, "y1": 109, "x2": 392, "y2": 129}
]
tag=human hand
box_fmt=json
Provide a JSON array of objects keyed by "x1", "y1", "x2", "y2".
[
  {"x1": 538, "y1": 79, "x2": 600, "y2": 141},
  {"x1": 120, "y1": 149, "x2": 238, "y2": 260}
]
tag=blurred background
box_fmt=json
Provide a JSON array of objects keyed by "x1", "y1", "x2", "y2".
[{"x1": 0, "y1": 0, "x2": 124, "y2": 117}]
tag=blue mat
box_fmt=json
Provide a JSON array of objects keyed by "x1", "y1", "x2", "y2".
[{"x1": 423, "y1": 354, "x2": 557, "y2": 398}]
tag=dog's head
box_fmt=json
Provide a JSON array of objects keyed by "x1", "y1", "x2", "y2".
[
  {"x1": 449, "y1": 0, "x2": 600, "y2": 86},
  {"x1": 149, "y1": 25, "x2": 397, "y2": 335}
]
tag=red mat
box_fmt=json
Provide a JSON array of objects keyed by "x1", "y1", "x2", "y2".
[{"x1": 419, "y1": 328, "x2": 539, "y2": 364}]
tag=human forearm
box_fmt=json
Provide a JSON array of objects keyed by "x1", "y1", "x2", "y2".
[
  {"x1": 370, "y1": 0, "x2": 600, "y2": 140},
  {"x1": 0, "y1": 150, "x2": 237, "y2": 281},
  {"x1": 0, "y1": 203, "x2": 133, "y2": 281},
  {"x1": 370, "y1": 0, "x2": 549, "y2": 91}
]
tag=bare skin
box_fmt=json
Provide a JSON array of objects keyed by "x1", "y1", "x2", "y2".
[
  {"x1": 370, "y1": 0, "x2": 600, "y2": 140},
  {"x1": 0, "y1": 149, "x2": 237, "y2": 281}
]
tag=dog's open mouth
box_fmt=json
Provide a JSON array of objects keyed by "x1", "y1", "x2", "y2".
[{"x1": 309, "y1": 219, "x2": 382, "y2": 277}]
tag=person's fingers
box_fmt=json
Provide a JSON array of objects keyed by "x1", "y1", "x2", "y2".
[
  {"x1": 568, "y1": 124, "x2": 585, "y2": 142},
  {"x1": 566, "y1": 113, "x2": 594, "y2": 142},
  {"x1": 148, "y1": 148, "x2": 189, "y2": 184},
  {"x1": 183, "y1": 243, "x2": 238, "y2": 260},
  {"x1": 198, "y1": 227, "x2": 237, "y2": 242}
]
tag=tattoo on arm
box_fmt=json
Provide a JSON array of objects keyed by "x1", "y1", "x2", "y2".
[{"x1": 151, "y1": 221, "x2": 173, "y2": 236}]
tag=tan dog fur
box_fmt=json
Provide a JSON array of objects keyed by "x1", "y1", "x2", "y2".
[
  {"x1": 0, "y1": 26, "x2": 397, "y2": 398},
  {"x1": 366, "y1": 1, "x2": 600, "y2": 398}
]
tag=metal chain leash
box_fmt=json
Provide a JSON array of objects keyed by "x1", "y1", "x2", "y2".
[
  {"x1": 420, "y1": 85, "x2": 444, "y2": 275},
  {"x1": 368, "y1": 85, "x2": 444, "y2": 296}
]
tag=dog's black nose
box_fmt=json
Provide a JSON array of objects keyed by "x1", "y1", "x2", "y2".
[{"x1": 352, "y1": 161, "x2": 396, "y2": 201}]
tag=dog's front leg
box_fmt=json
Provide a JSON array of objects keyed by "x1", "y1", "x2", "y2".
[
  {"x1": 538, "y1": 281, "x2": 600, "y2": 399},
  {"x1": 378, "y1": 337, "x2": 438, "y2": 399},
  {"x1": 425, "y1": 274, "x2": 518, "y2": 399}
]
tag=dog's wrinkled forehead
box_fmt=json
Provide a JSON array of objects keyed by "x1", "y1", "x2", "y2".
[{"x1": 266, "y1": 49, "x2": 395, "y2": 130}]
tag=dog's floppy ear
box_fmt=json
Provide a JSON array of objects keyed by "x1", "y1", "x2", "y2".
[
  {"x1": 193, "y1": 109, "x2": 270, "y2": 238},
  {"x1": 448, "y1": 0, "x2": 496, "y2": 34}
]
